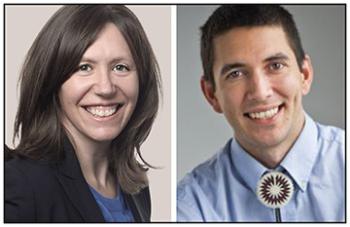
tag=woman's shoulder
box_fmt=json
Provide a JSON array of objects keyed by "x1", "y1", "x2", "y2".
[
  {"x1": 5, "y1": 155, "x2": 68, "y2": 222},
  {"x1": 5, "y1": 155, "x2": 58, "y2": 184},
  {"x1": 5, "y1": 155, "x2": 63, "y2": 204},
  {"x1": 6, "y1": 154, "x2": 53, "y2": 167}
]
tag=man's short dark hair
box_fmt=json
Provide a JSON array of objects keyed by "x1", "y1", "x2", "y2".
[{"x1": 200, "y1": 5, "x2": 305, "y2": 87}]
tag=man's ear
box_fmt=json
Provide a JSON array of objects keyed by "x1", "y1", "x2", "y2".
[
  {"x1": 200, "y1": 76, "x2": 223, "y2": 113},
  {"x1": 300, "y1": 55, "x2": 314, "y2": 95}
]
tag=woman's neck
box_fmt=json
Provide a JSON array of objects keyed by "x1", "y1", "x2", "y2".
[{"x1": 69, "y1": 135, "x2": 117, "y2": 198}]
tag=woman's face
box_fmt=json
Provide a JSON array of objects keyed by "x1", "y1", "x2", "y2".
[{"x1": 59, "y1": 23, "x2": 139, "y2": 148}]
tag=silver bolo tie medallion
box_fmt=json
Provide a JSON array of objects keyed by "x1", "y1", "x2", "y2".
[{"x1": 256, "y1": 171, "x2": 294, "y2": 222}]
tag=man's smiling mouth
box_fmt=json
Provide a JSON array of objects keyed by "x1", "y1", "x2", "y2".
[{"x1": 244, "y1": 104, "x2": 284, "y2": 120}]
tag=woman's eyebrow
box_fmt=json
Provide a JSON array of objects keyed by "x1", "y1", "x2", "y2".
[
  {"x1": 79, "y1": 57, "x2": 98, "y2": 64},
  {"x1": 80, "y1": 56, "x2": 132, "y2": 64}
]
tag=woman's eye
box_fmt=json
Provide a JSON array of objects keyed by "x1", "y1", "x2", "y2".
[
  {"x1": 113, "y1": 64, "x2": 129, "y2": 72},
  {"x1": 78, "y1": 64, "x2": 92, "y2": 72}
]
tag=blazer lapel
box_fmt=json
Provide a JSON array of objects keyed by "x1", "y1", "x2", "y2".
[
  {"x1": 124, "y1": 187, "x2": 151, "y2": 222},
  {"x1": 55, "y1": 139, "x2": 105, "y2": 222},
  {"x1": 124, "y1": 193, "x2": 143, "y2": 222}
]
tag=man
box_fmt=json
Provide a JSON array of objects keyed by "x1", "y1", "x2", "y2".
[{"x1": 177, "y1": 5, "x2": 344, "y2": 222}]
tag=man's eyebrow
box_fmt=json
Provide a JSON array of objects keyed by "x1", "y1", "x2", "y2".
[
  {"x1": 220, "y1": 62, "x2": 245, "y2": 77},
  {"x1": 263, "y1": 53, "x2": 290, "y2": 62},
  {"x1": 219, "y1": 53, "x2": 289, "y2": 76}
]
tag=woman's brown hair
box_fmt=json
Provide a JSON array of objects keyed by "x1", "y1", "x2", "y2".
[{"x1": 13, "y1": 5, "x2": 161, "y2": 194}]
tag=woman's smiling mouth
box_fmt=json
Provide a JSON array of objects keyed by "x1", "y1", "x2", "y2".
[{"x1": 84, "y1": 104, "x2": 123, "y2": 118}]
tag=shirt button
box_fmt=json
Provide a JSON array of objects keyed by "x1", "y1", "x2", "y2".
[{"x1": 301, "y1": 181, "x2": 307, "y2": 188}]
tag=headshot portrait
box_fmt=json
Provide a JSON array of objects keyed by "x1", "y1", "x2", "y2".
[
  {"x1": 5, "y1": 5, "x2": 171, "y2": 222},
  {"x1": 177, "y1": 5, "x2": 345, "y2": 222}
]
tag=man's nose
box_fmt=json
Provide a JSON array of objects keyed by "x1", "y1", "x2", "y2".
[{"x1": 246, "y1": 72, "x2": 273, "y2": 101}]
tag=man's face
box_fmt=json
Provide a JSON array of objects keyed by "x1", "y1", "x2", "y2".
[{"x1": 201, "y1": 26, "x2": 313, "y2": 153}]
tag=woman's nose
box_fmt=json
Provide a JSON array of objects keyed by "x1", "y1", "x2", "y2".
[{"x1": 94, "y1": 69, "x2": 116, "y2": 97}]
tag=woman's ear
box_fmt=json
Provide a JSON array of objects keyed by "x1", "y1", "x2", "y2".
[
  {"x1": 300, "y1": 55, "x2": 314, "y2": 95},
  {"x1": 200, "y1": 76, "x2": 223, "y2": 113}
]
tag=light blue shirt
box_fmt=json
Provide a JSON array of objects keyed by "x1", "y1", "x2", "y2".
[
  {"x1": 89, "y1": 185, "x2": 134, "y2": 222},
  {"x1": 177, "y1": 114, "x2": 345, "y2": 222}
]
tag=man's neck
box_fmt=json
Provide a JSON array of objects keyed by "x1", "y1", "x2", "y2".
[
  {"x1": 245, "y1": 144, "x2": 292, "y2": 169},
  {"x1": 237, "y1": 115, "x2": 306, "y2": 169}
]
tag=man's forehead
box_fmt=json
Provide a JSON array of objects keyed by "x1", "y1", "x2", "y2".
[
  {"x1": 214, "y1": 25, "x2": 288, "y2": 47},
  {"x1": 212, "y1": 25, "x2": 294, "y2": 63}
]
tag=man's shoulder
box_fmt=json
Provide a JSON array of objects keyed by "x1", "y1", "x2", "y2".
[
  {"x1": 177, "y1": 139, "x2": 235, "y2": 221},
  {"x1": 177, "y1": 139, "x2": 233, "y2": 197},
  {"x1": 313, "y1": 121, "x2": 345, "y2": 166},
  {"x1": 316, "y1": 122, "x2": 344, "y2": 145}
]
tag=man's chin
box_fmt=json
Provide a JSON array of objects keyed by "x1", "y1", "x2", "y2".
[{"x1": 238, "y1": 133, "x2": 285, "y2": 151}]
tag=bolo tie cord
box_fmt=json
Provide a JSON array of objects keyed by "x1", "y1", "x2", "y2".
[{"x1": 275, "y1": 208, "x2": 282, "y2": 222}]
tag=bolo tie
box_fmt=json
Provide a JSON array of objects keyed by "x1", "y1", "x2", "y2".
[{"x1": 256, "y1": 171, "x2": 294, "y2": 222}]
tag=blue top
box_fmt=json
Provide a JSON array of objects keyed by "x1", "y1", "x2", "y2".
[
  {"x1": 177, "y1": 114, "x2": 345, "y2": 222},
  {"x1": 89, "y1": 185, "x2": 134, "y2": 222}
]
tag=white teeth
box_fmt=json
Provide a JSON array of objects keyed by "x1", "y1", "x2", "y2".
[
  {"x1": 86, "y1": 106, "x2": 117, "y2": 117},
  {"x1": 248, "y1": 107, "x2": 279, "y2": 119}
]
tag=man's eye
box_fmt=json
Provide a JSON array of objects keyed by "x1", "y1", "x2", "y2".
[
  {"x1": 227, "y1": 70, "x2": 244, "y2": 79},
  {"x1": 78, "y1": 64, "x2": 92, "y2": 72},
  {"x1": 269, "y1": 62, "x2": 284, "y2": 71},
  {"x1": 113, "y1": 64, "x2": 129, "y2": 72}
]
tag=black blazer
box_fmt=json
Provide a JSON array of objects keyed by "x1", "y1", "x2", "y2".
[{"x1": 5, "y1": 141, "x2": 151, "y2": 222}]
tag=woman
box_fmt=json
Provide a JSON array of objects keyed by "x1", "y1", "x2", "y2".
[{"x1": 5, "y1": 5, "x2": 160, "y2": 222}]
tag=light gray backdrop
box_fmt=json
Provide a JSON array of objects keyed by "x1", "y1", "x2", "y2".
[{"x1": 177, "y1": 5, "x2": 345, "y2": 181}]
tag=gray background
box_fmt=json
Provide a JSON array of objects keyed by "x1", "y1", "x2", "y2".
[{"x1": 177, "y1": 5, "x2": 345, "y2": 181}]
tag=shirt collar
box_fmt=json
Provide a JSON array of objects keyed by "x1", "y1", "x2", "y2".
[
  {"x1": 231, "y1": 139, "x2": 268, "y2": 193},
  {"x1": 280, "y1": 113, "x2": 319, "y2": 192},
  {"x1": 230, "y1": 113, "x2": 319, "y2": 193}
]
